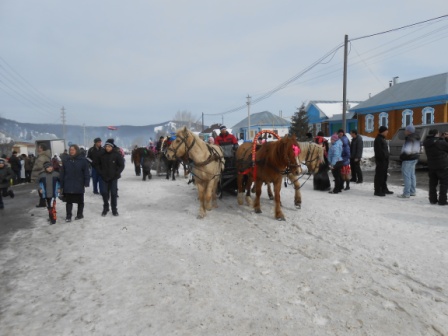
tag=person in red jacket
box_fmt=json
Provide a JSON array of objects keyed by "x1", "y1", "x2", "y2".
[{"x1": 214, "y1": 126, "x2": 238, "y2": 147}]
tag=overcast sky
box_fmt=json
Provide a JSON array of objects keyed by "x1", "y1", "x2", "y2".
[{"x1": 1, "y1": 1, "x2": 447, "y2": 128}]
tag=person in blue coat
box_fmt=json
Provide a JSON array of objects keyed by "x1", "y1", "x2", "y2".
[
  {"x1": 337, "y1": 129, "x2": 351, "y2": 190},
  {"x1": 60, "y1": 144, "x2": 90, "y2": 222},
  {"x1": 328, "y1": 134, "x2": 344, "y2": 194},
  {"x1": 37, "y1": 162, "x2": 61, "y2": 224}
]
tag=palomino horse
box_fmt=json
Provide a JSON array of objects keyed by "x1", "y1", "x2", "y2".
[
  {"x1": 236, "y1": 136, "x2": 323, "y2": 220},
  {"x1": 165, "y1": 127, "x2": 224, "y2": 218}
]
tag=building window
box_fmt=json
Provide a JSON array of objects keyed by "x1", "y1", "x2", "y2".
[
  {"x1": 422, "y1": 107, "x2": 434, "y2": 125},
  {"x1": 402, "y1": 109, "x2": 413, "y2": 127},
  {"x1": 316, "y1": 123, "x2": 321, "y2": 133},
  {"x1": 365, "y1": 114, "x2": 374, "y2": 133},
  {"x1": 379, "y1": 112, "x2": 388, "y2": 129}
]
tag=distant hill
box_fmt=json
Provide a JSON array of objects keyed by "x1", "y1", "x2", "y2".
[{"x1": 0, "y1": 117, "x2": 204, "y2": 149}]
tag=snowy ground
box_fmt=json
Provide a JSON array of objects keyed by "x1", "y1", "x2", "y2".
[{"x1": 1, "y1": 152, "x2": 447, "y2": 335}]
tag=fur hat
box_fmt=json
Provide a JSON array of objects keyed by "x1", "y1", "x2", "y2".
[
  {"x1": 94, "y1": 137, "x2": 102, "y2": 143},
  {"x1": 379, "y1": 126, "x2": 388, "y2": 133},
  {"x1": 330, "y1": 134, "x2": 339, "y2": 142},
  {"x1": 405, "y1": 124, "x2": 415, "y2": 133},
  {"x1": 43, "y1": 161, "x2": 52, "y2": 169},
  {"x1": 220, "y1": 125, "x2": 227, "y2": 130},
  {"x1": 104, "y1": 139, "x2": 116, "y2": 148}
]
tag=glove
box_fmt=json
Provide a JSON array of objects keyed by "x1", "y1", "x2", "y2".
[{"x1": 232, "y1": 143, "x2": 239, "y2": 151}]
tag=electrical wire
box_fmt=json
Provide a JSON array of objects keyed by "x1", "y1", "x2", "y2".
[{"x1": 205, "y1": 14, "x2": 448, "y2": 120}]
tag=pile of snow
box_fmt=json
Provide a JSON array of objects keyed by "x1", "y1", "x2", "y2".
[{"x1": 0, "y1": 155, "x2": 447, "y2": 335}]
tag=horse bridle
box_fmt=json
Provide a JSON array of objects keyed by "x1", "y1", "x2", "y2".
[
  {"x1": 165, "y1": 131, "x2": 196, "y2": 160},
  {"x1": 299, "y1": 143, "x2": 321, "y2": 167},
  {"x1": 285, "y1": 143, "x2": 321, "y2": 190},
  {"x1": 166, "y1": 130, "x2": 222, "y2": 176}
]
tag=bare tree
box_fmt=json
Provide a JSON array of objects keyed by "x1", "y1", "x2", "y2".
[{"x1": 172, "y1": 110, "x2": 199, "y2": 129}]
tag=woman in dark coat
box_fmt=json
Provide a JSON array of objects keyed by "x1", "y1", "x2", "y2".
[{"x1": 60, "y1": 144, "x2": 90, "y2": 221}]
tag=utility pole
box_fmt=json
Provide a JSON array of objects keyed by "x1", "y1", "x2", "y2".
[
  {"x1": 342, "y1": 34, "x2": 348, "y2": 133},
  {"x1": 246, "y1": 95, "x2": 251, "y2": 140},
  {"x1": 61, "y1": 106, "x2": 66, "y2": 145},
  {"x1": 202, "y1": 112, "x2": 204, "y2": 132}
]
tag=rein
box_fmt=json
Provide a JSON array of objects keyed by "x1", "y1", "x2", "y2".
[
  {"x1": 167, "y1": 130, "x2": 223, "y2": 181},
  {"x1": 284, "y1": 144, "x2": 320, "y2": 190}
]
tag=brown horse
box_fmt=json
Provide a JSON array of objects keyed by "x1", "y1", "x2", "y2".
[
  {"x1": 236, "y1": 137, "x2": 323, "y2": 220},
  {"x1": 165, "y1": 127, "x2": 224, "y2": 219},
  {"x1": 131, "y1": 147, "x2": 156, "y2": 176}
]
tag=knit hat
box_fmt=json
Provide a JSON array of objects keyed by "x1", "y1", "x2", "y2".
[
  {"x1": 43, "y1": 162, "x2": 52, "y2": 169},
  {"x1": 428, "y1": 129, "x2": 439, "y2": 136},
  {"x1": 94, "y1": 137, "x2": 101, "y2": 143},
  {"x1": 104, "y1": 139, "x2": 116, "y2": 148},
  {"x1": 0, "y1": 158, "x2": 6, "y2": 164},
  {"x1": 220, "y1": 125, "x2": 227, "y2": 130},
  {"x1": 378, "y1": 126, "x2": 388, "y2": 133},
  {"x1": 330, "y1": 134, "x2": 339, "y2": 142},
  {"x1": 405, "y1": 124, "x2": 415, "y2": 133}
]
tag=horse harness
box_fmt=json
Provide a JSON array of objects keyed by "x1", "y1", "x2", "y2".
[{"x1": 167, "y1": 131, "x2": 223, "y2": 181}]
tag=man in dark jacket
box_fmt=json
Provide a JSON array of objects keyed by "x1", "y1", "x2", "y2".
[
  {"x1": 374, "y1": 126, "x2": 393, "y2": 196},
  {"x1": 349, "y1": 129, "x2": 363, "y2": 183},
  {"x1": 398, "y1": 125, "x2": 420, "y2": 198},
  {"x1": 87, "y1": 137, "x2": 105, "y2": 194},
  {"x1": 423, "y1": 129, "x2": 448, "y2": 205},
  {"x1": 98, "y1": 139, "x2": 125, "y2": 217},
  {"x1": 9, "y1": 151, "x2": 21, "y2": 185}
]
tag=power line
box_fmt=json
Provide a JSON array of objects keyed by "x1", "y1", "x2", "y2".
[
  {"x1": 205, "y1": 14, "x2": 448, "y2": 118},
  {"x1": 349, "y1": 14, "x2": 448, "y2": 42},
  {"x1": 0, "y1": 57, "x2": 61, "y2": 109}
]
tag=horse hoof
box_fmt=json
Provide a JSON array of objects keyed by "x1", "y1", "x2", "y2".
[
  {"x1": 197, "y1": 214, "x2": 205, "y2": 219},
  {"x1": 295, "y1": 204, "x2": 301, "y2": 209},
  {"x1": 255, "y1": 209, "x2": 262, "y2": 214},
  {"x1": 269, "y1": 196, "x2": 274, "y2": 200},
  {"x1": 277, "y1": 217, "x2": 286, "y2": 221}
]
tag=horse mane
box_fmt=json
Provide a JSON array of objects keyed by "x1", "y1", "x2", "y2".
[{"x1": 297, "y1": 142, "x2": 324, "y2": 165}]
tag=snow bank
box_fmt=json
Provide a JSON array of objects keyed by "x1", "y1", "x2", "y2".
[{"x1": 0, "y1": 156, "x2": 447, "y2": 335}]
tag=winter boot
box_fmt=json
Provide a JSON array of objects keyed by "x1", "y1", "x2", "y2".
[
  {"x1": 8, "y1": 190, "x2": 14, "y2": 198},
  {"x1": 101, "y1": 205, "x2": 109, "y2": 217},
  {"x1": 438, "y1": 184, "x2": 448, "y2": 205},
  {"x1": 66, "y1": 203, "x2": 73, "y2": 222},
  {"x1": 36, "y1": 198, "x2": 47, "y2": 208},
  {"x1": 75, "y1": 203, "x2": 84, "y2": 220},
  {"x1": 344, "y1": 180, "x2": 350, "y2": 190}
]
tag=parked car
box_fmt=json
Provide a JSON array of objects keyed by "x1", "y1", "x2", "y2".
[{"x1": 389, "y1": 123, "x2": 448, "y2": 164}]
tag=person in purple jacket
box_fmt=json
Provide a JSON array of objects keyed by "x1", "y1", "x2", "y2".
[{"x1": 337, "y1": 129, "x2": 351, "y2": 190}]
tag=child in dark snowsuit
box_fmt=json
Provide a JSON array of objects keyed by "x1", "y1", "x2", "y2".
[
  {"x1": 37, "y1": 162, "x2": 61, "y2": 224},
  {"x1": 0, "y1": 158, "x2": 15, "y2": 209}
]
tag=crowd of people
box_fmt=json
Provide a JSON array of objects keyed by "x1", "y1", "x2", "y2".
[{"x1": 1, "y1": 125, "x2": 448, "y2": 219}]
